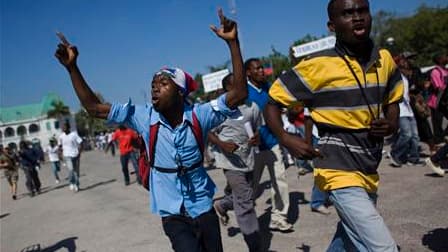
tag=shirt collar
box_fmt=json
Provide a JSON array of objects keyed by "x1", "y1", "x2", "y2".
[
  {"x1": 150, "y1": 103, "x2": 194, "y2": 129},
  {"x1": 334, "y1": 39, "x2": 380, "y2": 70},
  {"x1": 248, "y1": 80, "x2": 263, "y2": 93}
]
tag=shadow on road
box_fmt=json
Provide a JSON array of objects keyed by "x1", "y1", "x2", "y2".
[
  {"x1": 258, "y1": 209, "x2": 274, "y2": 252},
  {"x1": 80, "y1": 179, "x2": 116, "y2": 191},
  {"x1": 288, "y1": 191, "x2": 307, "y2": 224},
  {"x1": 424, "y1": 173, "x2": 446, "y2": 178},
  {"x1": 422, "y1": 228, "x2": 448, "y2": 252},
  {"x1": 0, "y1": 213, "x2": 10, "y2": 219},
  {"x1": 20, "y1": 236, "x2": 78, "y2": 252},
  {"x1": 296, "y1": 243, "x2": 311, "y2": 252}
]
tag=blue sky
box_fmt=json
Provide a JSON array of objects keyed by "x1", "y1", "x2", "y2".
[{"x1": 1, "y1": 0, "x2": 446, "y2": 111}]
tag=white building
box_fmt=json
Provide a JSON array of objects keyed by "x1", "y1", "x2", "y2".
[{"x1": 0, "y1": 93, "x2": 74, "y2": 149}]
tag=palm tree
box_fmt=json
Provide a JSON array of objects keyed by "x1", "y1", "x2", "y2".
[{"x1": 47, "y1": 100, "x2": 71, "y2": 127}]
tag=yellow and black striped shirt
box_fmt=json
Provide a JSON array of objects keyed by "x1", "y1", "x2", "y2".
[{"x1": 269, "y1": 43, "x2": 403, "y2": 192}]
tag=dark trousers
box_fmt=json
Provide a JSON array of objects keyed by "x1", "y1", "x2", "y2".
[
  {"x1": 162, "y1": 209, "x2": 223, "y2": 252},
  {"x1": 119, "y1": 151, "x2": 140, "y2": 184},
  {"x1": 432, "y1": 144, "x2": 448, "y2": 163},
  {"x1": 23, "y1": 166, "x2": 41, "y2": 193},
  {"x1": 218, "y1": 170, "x2": 261, "y2": 252},
  {"x1": 431, "y1": 108, "x2": 448, "y2": 144}
]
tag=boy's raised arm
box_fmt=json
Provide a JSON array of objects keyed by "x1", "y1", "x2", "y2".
[
  {"x1": 210, "y1": 9, "x2": 247, "y2": 109},
  {"x1": 55, "y1": 32, "x2": 111, "y2": 119}
]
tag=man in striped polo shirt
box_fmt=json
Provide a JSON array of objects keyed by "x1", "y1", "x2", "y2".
[{"x1": 264, "y1": 0, "x2": 403, "y2": 251}]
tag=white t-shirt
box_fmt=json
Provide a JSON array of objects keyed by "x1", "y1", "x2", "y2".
[
  {"x1": 58, "y1": 131, "x2": 83, "y2": 157},
  {"x1": 45, "y1": 145, "x2": 60, "y2": 162},
  {"x1": 399, "y1": 74, "x2": 414, "y2": 118}
]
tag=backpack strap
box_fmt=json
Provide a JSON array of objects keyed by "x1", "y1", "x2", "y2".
[
  {"x1": 148, "y1": 123, "x2": 160, "y2": 168},
  {"x1": 190, "y1": 110, "x2": 204, "y2": 156}
]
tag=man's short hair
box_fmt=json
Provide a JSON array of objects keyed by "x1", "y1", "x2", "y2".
[
  {"x1": 244, "y1": 58, "x2": 260, "y2": 71},
  {"x1": 221, "y1": 73, "x2": 233, "y2": 92},
  {"x1": 327, "y1": 0, "x2": 337, "y2": 19},
  {"x1": 327, "y1": 0, "x2": 370, "y2": 20}
]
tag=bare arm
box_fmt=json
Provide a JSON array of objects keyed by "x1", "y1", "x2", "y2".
[
  {"x1": 264, "y1": 103, "x2": 319, "y2": 159},
  {"x1": 210, "y1": 9, "x2": 247, "y2": 109},
  {"x1": 207, "y1": 132, "x2": 238, "y2": 154},
  {"x1": 55, "y1": 33, "x2": 110, "y2": 119},
  {"x1": 304, "y1": 116, "x2": 314, "y2": 145}
]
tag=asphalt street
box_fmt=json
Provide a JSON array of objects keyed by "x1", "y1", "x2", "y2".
[{"x1": 1, "y1": 146, "x2": 447, "y2": 252}]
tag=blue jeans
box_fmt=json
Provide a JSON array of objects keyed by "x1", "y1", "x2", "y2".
[
  {"x1": 391, "y1": 117, "x2": 420, "y2": 163},
  {"x1": 65, "y1": 156, "x2": 80, "y2": 186},
  {"x1": 311, "y1": 185, "x2": 328, "y2": 209},
  {"x1": 50, "y1": 161, "x2": 61, "y2": 180},
  {"x1": 120, "y1": 151, "x2": 140, "y2": 183},
  {"x1": 327, "y1": 187, "x2": 397, "y2": 252}
]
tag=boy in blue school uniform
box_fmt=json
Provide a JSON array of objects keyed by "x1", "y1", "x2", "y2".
[{"x1": 55, "y1": 10, "x2": 247, "y2": 252}]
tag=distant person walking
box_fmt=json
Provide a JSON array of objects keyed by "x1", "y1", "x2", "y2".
[
  {"x1": 112, "y1": 125, "x2": 141, "y2": 185},
  {"x1": 45, "y1": 138, "x2": 62, "y2": 184},
  {"x1": 58, "y1": 122, "x2": 83, "y2": 192},
  {"x1": 428, "y1": 52, "x2": 448, "y2": 144},
  {"x1": 0, "y1": 145, "x2": 20, "y2": 200},
  {"x1": 19, "y1": 141, "x2": 41, "y2": 197}
]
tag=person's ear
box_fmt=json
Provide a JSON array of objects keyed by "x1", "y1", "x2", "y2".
[{"x1": 327, "y1": 21, "x2": 335, "y2": 33}]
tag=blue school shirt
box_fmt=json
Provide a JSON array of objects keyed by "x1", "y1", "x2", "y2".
[{"x1": 107, "y1": 94, "x2": 239, "y2": 218}]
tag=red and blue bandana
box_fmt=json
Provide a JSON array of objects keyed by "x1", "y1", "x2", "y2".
[{"x1": 155, "y1": 67, "x2": 198, "y2": 95}]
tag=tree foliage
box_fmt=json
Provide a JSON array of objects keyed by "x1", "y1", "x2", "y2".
[
  {"x1": 261, "y1": 46, "x2": 291, "y2": 82},
  {"x1": 47, "y1": 100, "x2": 70, "y2": 119},
  {"x1": 373, "y1": 5, "x2": 448, "y2": 66},
  {"x1": 74, "y1": 92, "x2": 109, "y2": 137}
]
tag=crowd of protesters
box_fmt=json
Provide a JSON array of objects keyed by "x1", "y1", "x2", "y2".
[{"x1": 2, "y1": 0, "x2": 446, "y2": 251}]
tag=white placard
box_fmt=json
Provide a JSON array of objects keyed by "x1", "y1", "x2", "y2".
[
  {"x1": 202, "y1": 69, "x2": 230, "y2": 93},
  {"x1": 292, "y1": 36, "x2": 336, "y2": 58},
  {"x1": 244, "y1": 122, "x2": 259, "y2": 154}
]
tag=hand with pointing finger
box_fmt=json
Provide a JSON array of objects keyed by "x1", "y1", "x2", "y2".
[
  {"x1": 54, "y1": 32, "x2": 78, "y2": 69},
  {"x1": 210, "y1": 8, "x2": 238, "y2": 42}
]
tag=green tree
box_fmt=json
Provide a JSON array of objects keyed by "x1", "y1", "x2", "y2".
[
  {"x1": 47, "y1": 100, "x2": 70, "y2": 119},
  {"x1": 261, "y1": 46, "x2": 292, "y2": 82},
  {"x1": 74, "y1": 92, "x2": 109, "y2": 137},
  {"x1": 47, "y1": 100, "x2": 71, "y2": 129},
  {"x1": 374, "y1": 5, "x2": 448, "y2": 66}
]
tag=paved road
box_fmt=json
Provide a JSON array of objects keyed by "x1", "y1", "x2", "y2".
[{"x1": 1, "y1": 146, "x2": 447, "y2": 252}]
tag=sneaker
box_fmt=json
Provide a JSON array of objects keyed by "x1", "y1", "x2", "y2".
[
  {"x1": 426, "y1": 158, "x2": 445, "y2": 176},
  {"x1": 213, "y1": 201, "x2": 229, "y2": 226},
  {"x1": 297, "y1": 167, "x2": 308, "y2": 176},
  {"x1": 311, "y1": 205, "x2": 331, "y2": 215},
  {"x1": 389, "y1": 154, "x2": 402, "y2": 167},
  {"x1": 73, "y1": 185, "x2": 79, "y2": 192},
  {"x1": 55, "y1": 179, "x2": 60, "y2": 184},
  {"x1": 12, "y1": 195, "x2": 17, "y2": 200},
  {"x1": 269, "y1": 219, "x2": 293, "y2": 232},
  {"x1": 69, "y1": 184, "x2": 74, "y2": 191}
]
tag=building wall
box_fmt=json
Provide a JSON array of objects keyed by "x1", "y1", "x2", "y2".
[{"x1": 0, "y1": 115, "x2": 75, "y2": 148}]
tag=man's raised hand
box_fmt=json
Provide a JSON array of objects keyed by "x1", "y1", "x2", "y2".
[
  {"x1": 210, "y1": 8, "x2": 238, "y2": 42},
  {"x1": 54, "y1": 32, "x2": 78, "y2": 69}
]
